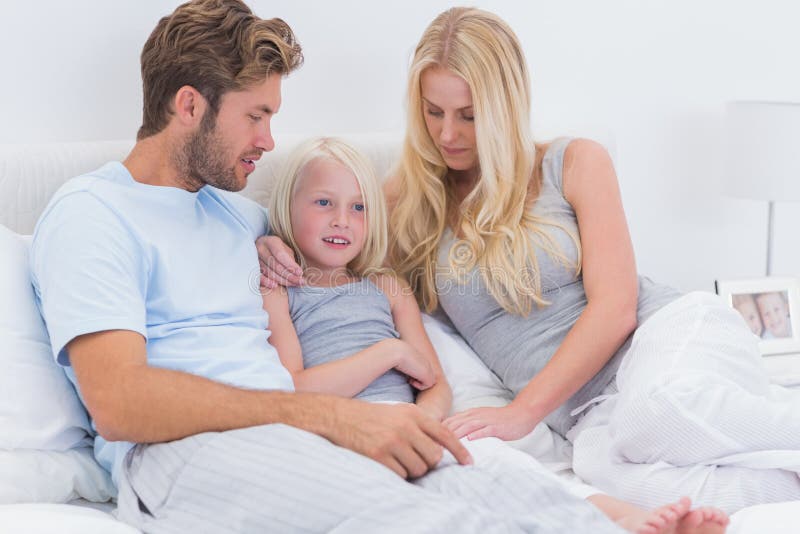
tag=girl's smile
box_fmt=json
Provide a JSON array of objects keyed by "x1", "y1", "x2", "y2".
[{"x1": 290, "y1": 157, "x2": 366, "y2": 284}]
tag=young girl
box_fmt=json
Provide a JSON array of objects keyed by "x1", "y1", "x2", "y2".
[{"x1": 262, "y1": 136, "x2": 727, "y2": 534}]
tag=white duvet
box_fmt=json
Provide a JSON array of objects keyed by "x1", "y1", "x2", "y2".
[
  {"x1": 1, "y1": 314, "x2": 797, "y2": 533},
  {"x1": 424, "y1": 314, "x2": 800, "y2": 534}
]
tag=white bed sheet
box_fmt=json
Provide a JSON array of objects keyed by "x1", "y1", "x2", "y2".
[
  {"x1": 4, "y1": 315, "x2": 796, "y2": 533},
  {"x1": 425, "y1": 313, "x2": 800, "y2": 534},
  {"x1": 2, "y1": 500, "x2": 798, "y2": 533},
  {"x1": 0, "y1": 502, "x2": 137, "y2": 534}
]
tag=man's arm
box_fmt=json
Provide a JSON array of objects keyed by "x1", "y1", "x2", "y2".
[{"x1": 68, "y1": 329, "x2": 471, "y2": 478}]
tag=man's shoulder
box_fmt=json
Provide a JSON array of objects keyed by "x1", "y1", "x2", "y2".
[
  {"x1": 206, "y1": 188, "x2": 269, "y2": 238},
  {"x1": 40, "y1": 162, "x2": 128, "y2": 220},
  {"x1": 209, "y1": 188, "x2": 265, "y2": 216},
  {"x1": 32, "y1": 162, "x2": 138, "y2": 256}
]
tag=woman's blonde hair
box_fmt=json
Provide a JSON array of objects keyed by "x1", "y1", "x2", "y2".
[
  {"x1": 388, "y1": 7, "x2": 580, "y2": 316},
  {"x1": 269, "y1": 137, "x2": 388, "y2": 277}
]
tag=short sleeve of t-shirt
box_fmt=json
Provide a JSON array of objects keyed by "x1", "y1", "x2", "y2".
[{"x1": 31, "y1": 191, "x2": 149, "y2": 366}]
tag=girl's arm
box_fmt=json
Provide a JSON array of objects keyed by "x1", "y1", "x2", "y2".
[
  {"x1": 376, "y1": 275, "x2": 453, "y2": 422},
  {"x1": 445, "y1": 139, "x2": 638, "y2": 440},
  {"x1": 262, "y1": 287, "x2": 434, "y2": 397}
]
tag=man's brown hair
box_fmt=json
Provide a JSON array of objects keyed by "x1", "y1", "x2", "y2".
[{"x1": 137, "y1": 0, "x2": 303, "y2": 140}]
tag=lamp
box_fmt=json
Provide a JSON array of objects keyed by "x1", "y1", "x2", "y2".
[{"x1": 725, "y1": 101, "x2": 800, "y2": 276}]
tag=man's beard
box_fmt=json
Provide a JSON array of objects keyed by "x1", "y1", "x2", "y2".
[{"x1": 176, "y1": 112, "x2": 243, "y2": 192}]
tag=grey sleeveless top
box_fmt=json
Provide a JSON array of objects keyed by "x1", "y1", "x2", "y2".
[
  {"x1": 435, "y1": 137, "x2": 681, "y2": 437},
  {"x1": 287, "y1": 278, "x2": 414, "y2": 403}
]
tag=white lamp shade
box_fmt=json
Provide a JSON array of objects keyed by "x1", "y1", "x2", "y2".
[{"x1": 725, "y1": 101, "x2": 800, "y2": 202}]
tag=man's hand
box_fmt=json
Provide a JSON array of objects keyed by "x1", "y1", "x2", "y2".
[
  {"x1": 325, "y1": 399, "x2": 472, "y2": 479},
  {"x1": 255, "y1": 235, "x2": 304, "y2": 288}
]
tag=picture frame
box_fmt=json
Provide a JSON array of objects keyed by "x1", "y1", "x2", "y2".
[{"x1": 715, "y1": 277, "x2": 800, "y2": 356}]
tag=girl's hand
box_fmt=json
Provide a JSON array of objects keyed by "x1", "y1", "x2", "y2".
[
  {"x1": 255, "y1": 235, "x2": 304, "y2": 288},
  {"x1": 384, "y1": 339, "x2": 436, "y2": 390},
  {"x1": 443, "y1": 402, "x2": 540, "y2": 441}
]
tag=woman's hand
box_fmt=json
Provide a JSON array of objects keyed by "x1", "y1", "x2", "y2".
[
  {"x1": 443, "y1": 402, "x2": 540, "y2": 441},
  {"x1": 382, "y1": 339, "x2": 436, "y2": 390},
  {"x1": 255, "y1": 235, "x2": 304, "y2": 288}
]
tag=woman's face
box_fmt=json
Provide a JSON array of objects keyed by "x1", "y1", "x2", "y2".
[{"x1": 420, "y1": 67, "x2": 478, "y2": 173}]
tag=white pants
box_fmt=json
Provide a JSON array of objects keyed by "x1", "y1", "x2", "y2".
[
  {"x1": 428, "y1": 436, "x2": 601, "y2": 501},
  {"x1": 117, "y1": 424, "x2": 620, "y2": 533},
  {"x1": 571, "y1": 291, "x2": 800, "y2": 513}
]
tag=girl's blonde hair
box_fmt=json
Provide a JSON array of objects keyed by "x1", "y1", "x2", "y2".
[
  {"x1": 388, "y1": 7, "x2": 580, "y2": 316},
  {"x1": 269, "y1": 137, "x2": 388, "y2": 276}
]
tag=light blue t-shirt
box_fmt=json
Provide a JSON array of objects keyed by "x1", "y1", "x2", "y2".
[{"x1": 30, "y1": 162, "x2": 294, "y2": 487}]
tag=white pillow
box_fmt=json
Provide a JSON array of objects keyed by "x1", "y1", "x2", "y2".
[
  {"x1": 0, "y1": 502, "x2": 139, "y2": 534},
  {"x1": 0, "y1": 448, "x2": 114, "y2": 504},
  {"x1": 421, "y1": 313, "x2": 512, "y2": 411},
  {"x1": 0, "y1": 224, "x2": 92, "y2": 450},
  {"x1": 421, "y1": 313, "x2": 575, "y2": 467},
  {"x1": 0, "y1": 224, "x2": 113, "y2": 504}
]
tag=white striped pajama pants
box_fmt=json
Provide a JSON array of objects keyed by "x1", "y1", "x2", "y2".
[
  {"x1": 115, "y1": 424, "x2": 622, "y2": 533},
  {"x1": 571, "y1": 292, "x2": 800, "y2": 513}
]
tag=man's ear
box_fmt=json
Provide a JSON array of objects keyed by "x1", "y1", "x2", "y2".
[{"x1": 173, "y1": 85, "x2": 207, "y2": 127}]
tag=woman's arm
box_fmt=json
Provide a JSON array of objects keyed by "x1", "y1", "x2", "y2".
[
  {"x1": 262, "y1": 287, "x2": 434, "y2": 397},
  {"x1": 377, "y1": 274, "x2": 453, "y2": 422},
  {"x1": 445, "y1": 139, "x2": 638, "y2": 440}
]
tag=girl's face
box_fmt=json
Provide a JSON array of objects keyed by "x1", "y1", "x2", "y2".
[
  {"x1": 756, "y1": 292, "x2": 791, "y2": 338},
  {"x1": 290, "y1": 158, "x2": 366, "y2": 282},
  {"x1": 420, "y1": 67, "x2": 478, "y2": 174}
]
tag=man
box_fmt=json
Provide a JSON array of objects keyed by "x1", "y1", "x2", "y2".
[{"x1": 31, "y1": 1, "x2": 621, "y2": 531}]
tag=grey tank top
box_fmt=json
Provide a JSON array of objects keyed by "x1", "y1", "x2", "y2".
[
  {"x1": 287, "y1": 278, "x2": 414, "y2": 403},
  {"x1": 435, "y1": 137, "x2": 681, "y2": 437}
]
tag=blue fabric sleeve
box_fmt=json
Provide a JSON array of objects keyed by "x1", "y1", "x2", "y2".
[
  {"x1": 31, "y1": 192, "x2": 148, "y2": 366},
  {"x1": 211, "y1": 189, "x2": 270, "y2": 239}
]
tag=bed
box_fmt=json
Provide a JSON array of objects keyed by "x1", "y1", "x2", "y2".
[{"x1": 1, "y1": 136, "x2": 798, "y2": 532}]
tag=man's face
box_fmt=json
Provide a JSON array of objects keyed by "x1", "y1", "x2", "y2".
[{"x1": 180, "y1": 74, "x2": 282, "y2": 192}]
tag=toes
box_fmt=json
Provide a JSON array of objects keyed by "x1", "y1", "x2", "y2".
[
  {"x1": 648, "y1": 515, "x2": 668, "y2": 529},
  {"x1": 681, "y1": 510, "x2": 704, "y2": 528},
  {"x1": 703, "y1": 507, "x2": 729, "y2": 525},
  {"x1": 676, "y1": 496, "x2": 691, "y2": 513},
  {"x1": 665, "y1": 497, "x2": 692, "y2": 521}
]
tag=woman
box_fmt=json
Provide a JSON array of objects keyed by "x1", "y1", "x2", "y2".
[
  {"x1": 258, "y1": 7, "x2": 800, "y2": 514},
  {"x1": 263, "y1": 137, "x2": 730, "y2": 533}
]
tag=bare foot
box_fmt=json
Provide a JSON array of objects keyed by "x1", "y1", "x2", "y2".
[
  {"x1": 675, "y1": 507, "x2": 729, "y2": 534},
  {"x1": 617, "y1": 497, "x2": 729, "y2": 534},
  {"x1": 617, "y1": 497, "x2": 692, "y2": 534}
]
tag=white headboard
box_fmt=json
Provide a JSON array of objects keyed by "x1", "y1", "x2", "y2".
[{"x1": 0, "y1": 133, "x2": 402, "y2": 235}]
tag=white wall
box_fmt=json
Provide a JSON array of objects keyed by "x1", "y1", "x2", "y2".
[{"x1": 2, "y1": 0, "x2": 799, "y2": 291}]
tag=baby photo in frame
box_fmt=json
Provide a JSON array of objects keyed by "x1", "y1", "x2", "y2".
[{"x1": 715, "y1": 277, "x2": 800, "y2": 356}]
